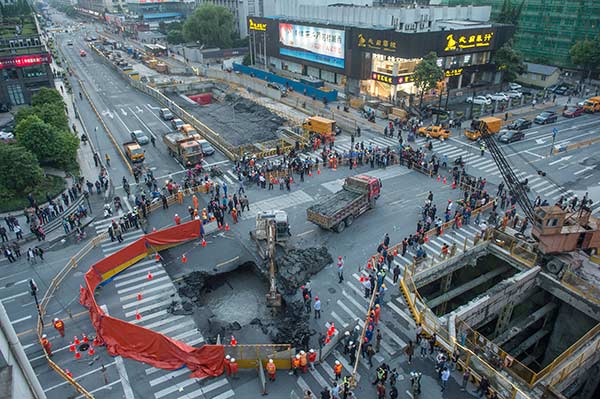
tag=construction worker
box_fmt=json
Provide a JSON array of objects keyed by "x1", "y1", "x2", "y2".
[
  {"x1": 292, "y1": 354, "x2": 301, "y2": 376},
  {"x1": 333, "y1": 360, "x2": 343, "y2": 380},
  {"x1": 53, "y1": 318, "x2": 65, "y2": 337},
  {"x1": 299, "y1": 350, "x2": 308, "y2": 373},
  {"x1": 307, "y1": 349, "x2": 317, "y2": 370},
  {"x1": 177, "y1": 189, "x2": 184, "y2": 204},
  {"x1": 224, "y1": 354, "x2": 231, "y2": 376},
  {"x1": 229, "y1": 358, "x2": 238, "y2": 378},
  {"x1": 231, "y1": 208, "x2": 238, "y2": 224},
  {"x1": 174, "y1": 214, "x2": 181, "y2": 225},
  {"x1": 192, "y1": 194, "x2": 198, "y2": 210},
  {"x1": 40, "y1": 334, "x2": 52, "y2": 356},
  {"x1": 266, "y1": 358, "x2": 276, "y2": 381},
  {"x1": 374, "y1": 304, "x2": 381, "y2": 325}
]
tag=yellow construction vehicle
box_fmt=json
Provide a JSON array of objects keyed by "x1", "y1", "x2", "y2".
[{"x1": 464, "y1": 116, "x2": 502, "y2": 140}]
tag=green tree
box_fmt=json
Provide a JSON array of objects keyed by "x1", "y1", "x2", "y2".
[
  {"x1": 167, "y1": 29, "x2": 185, "y2": 45},
  {"x1": 413, "y1": 52, "x2": 445, "y2": 108},
  {"x1": 493, "y1": 40, "x2": 526, "y2": 83},
  {"x1": 495, "y1": 0, "x2": 525, "y2": 26},
  {"x1": 242, "y1": 53, "x2": 252, "y2": 66},
  {"x1": 14, "y1": 115, "x2": 59, "y2": 164},
  {"x1": 183, "y1": 4, "x2": 234, "y2": 48},
  {"x1": 0, "y1": 144, "x2": 43, "y2": 193},
  {"x1": 570, "y1": 37, "x2": 600, "y2": 80},
  {"x1": 54, "y1": 132, "x2": 79, "y2": 170},
  {"x1": 31, "y1": 87, "x2": 64, "y2": 107},
  {"x1": 33, "y1": 103, "x2": 70, "y2": 131}
]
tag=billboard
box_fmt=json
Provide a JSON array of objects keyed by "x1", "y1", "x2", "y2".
[
  {"x1": 0, "y1": 53, "x2": 51, "y2": 69},
  {"x1": 279, "y1": 23, "x2": 345, "y2": 69}
]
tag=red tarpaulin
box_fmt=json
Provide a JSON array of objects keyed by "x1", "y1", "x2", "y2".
[{"x1": 80, "y1": 220, "x2": 224, "y2": 378}]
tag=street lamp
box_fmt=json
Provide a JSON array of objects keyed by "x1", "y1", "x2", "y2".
[{"x1": 29, "y1": 279, "x2": 43, "y2": 324}]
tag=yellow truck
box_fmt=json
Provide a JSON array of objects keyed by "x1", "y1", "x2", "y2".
[
  {"x1": 302, "y1": 116, "x2": 340, "y2": 139},
  {"x1": 180, "y1": 124, "x2": 198, "y2": 136},
  {"x1": 123, "y1": 141, "x2": 145, "y2": 163},
  {"x1": 464, "y1": 116, "x2": 502, "y2": 140},
  {"x1": 583, "y1": 96, "x2": 600, "y2": 113},
  {"x1": 417, "y1": 125, "x2": 451, "y2": 140}
]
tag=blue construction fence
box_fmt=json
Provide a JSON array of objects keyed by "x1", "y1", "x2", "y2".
[{"x1": 233, "y1": 63, "x2": 338, "y2": 103}]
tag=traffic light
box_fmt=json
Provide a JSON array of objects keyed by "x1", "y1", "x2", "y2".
[{"x1": 29, "y1": 279, "x2": 38, "y2": 297}]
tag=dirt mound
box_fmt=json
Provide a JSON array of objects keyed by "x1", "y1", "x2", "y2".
[{"x1": 275, "y1": 247, "x2": 333, "y2": 297}]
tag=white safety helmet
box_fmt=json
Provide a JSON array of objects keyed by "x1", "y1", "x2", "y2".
[
  {"x1": 296, "y1": 354, "x2": 300, "y2": 359},
  {"x1": 269, "y1": 359, "x2": 274, "y2": 363},
  {"x1": 335, "y1": 360, "x2": 340, "y2": 365},
  {"x1": 344, "y1": 331, "x2": 350, "y2": 336},
  {"x1": 300, "y1": 350, "x2": 305, "y2": 355},
  {"x1": 309, "y1": 349, "x2": 314, "y2": 353},
  {"x1": 225, "y1": 355, "x2": 231, "y2": 360},
  {"x1": 349, "y1": 342, "x2": 353, "y2": 346},
  {"x1": 53, "y1": 318, "x2": 59, "y2": 322},
  {"x1": 230, "y1": 358, "x2": 235, "y2": 362},
  {"x1": 42, "y1": 334, "x2": 47, "y2": 339}
]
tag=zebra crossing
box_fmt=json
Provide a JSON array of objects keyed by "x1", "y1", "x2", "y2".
[
  {"x1": 91, "y1": 218, "x2": 235, "y2": 399},
  {"x1": 289, "y1": 222, "x2": 484, "y2": 397}
]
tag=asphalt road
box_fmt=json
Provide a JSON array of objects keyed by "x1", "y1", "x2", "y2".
[{"x1": 9, "y1": 7, "x2": 599, "y2": 399}]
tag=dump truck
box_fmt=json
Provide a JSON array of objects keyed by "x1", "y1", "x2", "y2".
[
  {"x1": 302, "y1": 116, "x2": 339, "y2": 139},
  {"x1": 123, "y1": 141, "x2": 145, "y2": 163},
  {"x1": 307, "y1": 175, "x2": 381, "y2": 233},
  {"x1": 464, "y1": 116, "x2": 502, "y2": 140},
  {"x1": 163, "y1": 132, "x2": 203, "y2": 166},
  {"x1": 583, "y1": 96, "x2": 600, "y2": 113}
]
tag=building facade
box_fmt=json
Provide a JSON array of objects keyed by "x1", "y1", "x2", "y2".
[
  {"x1": 517, "y1": 62, "x2": 560, "y2": 89},
  {"x1": 247, "y1": 4, "x2": 513, "y2": 100},
  {"x1": 76, "y1": 0, "x2": 128, "y2": 14},
  {"x1": 439, "y1": 0, "x2": 600, "y2": 68},
  {"x1": 0, "y1": 27, "x2": 53, "y2": 107}
]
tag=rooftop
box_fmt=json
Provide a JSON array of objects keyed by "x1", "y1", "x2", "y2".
[{"x1": 525, "y1": 62, "x2": 559, "y2": 76}]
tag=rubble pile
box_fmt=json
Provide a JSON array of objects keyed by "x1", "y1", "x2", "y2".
[{"x1": 274, "y1": 247, "x2": 333, "y2": 296}]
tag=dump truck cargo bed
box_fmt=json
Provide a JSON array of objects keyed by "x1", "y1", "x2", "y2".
[{"x1": 308, "y1": 190, "x2": 363, "y2": 217}]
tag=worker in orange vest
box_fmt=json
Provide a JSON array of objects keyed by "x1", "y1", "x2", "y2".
[
  {"x1": 53, "y1": 318, "x2": 65, "y2": 337},
  {"x1": 174, "y1": 214, "x2": 181, "y2": 225},
  {"x1": 200, "y1": 208, "x2": 207, "y2": 223},
  {"x1": 374, "y1": 304, "x2": 381, "y2": 325},
  {"x1": 291, "y1": 354, "x2": 301, "y2": 376},
  {"x1": 177, "y1": 189, "x2": 184, "y2": 204},
  {"x1": 41, "y1": 334, "x2": 53, "y2": 357},
  {"x1": 266, "y1": 358, "x2": 276, "y2": 381},
  {"x1": 192, "y1": 194, "x2": 198, "y2": 210},
  {"x1": 299, "y1": 350, "x2": 308, "y2": 373},
  {"x1": 231, "y1": 208, "x2": 238, "y2": 224},
  {"x1": 333, "y1": 360, "x2": 343, "y2": 380},
  {"x1": 224, "y1": 355, "x2": 231, "y2": 376},
  {"x1": 307, "y1": 349, "x2": 317, "y2": 370},
  {"x1": 229, "y1": 358, "x2": 238, "y2": 379}
]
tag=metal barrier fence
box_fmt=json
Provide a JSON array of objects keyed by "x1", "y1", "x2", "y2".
[
  {"x1": 560, "y1": 270, "x2": 600, "y2": 306},
  {"x1": 223, "y1": 344, "x2": 292, "y2": 369},
  {"x1": 490, "y1": 229, "x2": 538, "y2": 268},
  {"x1": 546, "y1": 329, "x2": 600, "y2": 387}
]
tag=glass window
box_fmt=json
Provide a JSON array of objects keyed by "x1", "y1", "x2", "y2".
[
  {"x1": 2, "y1": 68, "x2": 19, "y2": 80},
  {"x1": 22, "y1": 65, "x2": 46, "y2": 78},
  {"x1": 7, "y1": 84, "x2": 24, "y2": 105}
]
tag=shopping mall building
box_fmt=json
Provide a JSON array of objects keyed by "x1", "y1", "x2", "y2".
[{"x1": 246, "y1": 3, "x2": 514, "y2": 100}]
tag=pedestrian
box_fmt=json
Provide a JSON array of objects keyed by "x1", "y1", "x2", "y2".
[
  {"x1": 27, "y1": 248, "x2": 36, "y2": 264},
  {"x1": 428, "y1": 333, "x2": 436, "y2": 355},
  {"x1": 337, "y1": 256, "x2": 344, "y2": 283},
  {"x1": 366, "y1": 344, "x2": 375, "y2": 367},
  {"x1": 292, "y1": 354, "x2": 301, "y2": 376},
  {"x1": 14, "y1": 224, "x2": 23, "y2": 240},
  {"x1": 419, "y1": 336, "x2": 429, "y2": 357},
  {"x1": 314, "y1": 296, "x2": 321, "y2": 319},
  {"x1": 404, "y1": 340, "x2": 414, "y2": 364},
  {"x1": 0, "y1": 226, "x2": 7, "y2": 242},
  {"x1": 461, "y1": 368, "x2": 471, "y2": 391},
  {"x1": 303, "y1": 390, "x2": 312, "y2": 399},
  {"x1": 376, "y1": 381, "x2": 386, "y2": 399},
  {"x1": 416, "y1": 323, "x2": 422, "y2": 344},
  {"x1": 392, "y1": 264, "x2": 400, "y2": 284},
  {"x1": 40, "y1": 334, "x2": 52, "y2": 357},
  {"x1": 375, "y1": 329, "x2": 382, "y2": 353},
  {"x1": 308, "y1": 349, "x2": 317, "y2": 370},
  {"x1": 3, "y1": 247, "x2": 15, "y2": 263},
  {"x1": 266, "y1": 358, "x2": 276, "y2": 381},
  {"x1": 389, "y1": 385, "x2": 398, "y2": 399},
  {"x1": 333, "y1": 360, "x2": 343, "y2": 380},
  {"x1": 480, "y1": 142, "x2": 486, "y2": 156},
  {"x1": 441, "y1": 367, "x2": 450, "y2": 391},
  {"x1": 229, "y1": 358, "x2": 238, "y2": 378},
  {"x1": 320, "y1": 388, "x2": 331, "y2": 399},
  {"x1": 476, "y1": 375, "x2": 490, "y2": 398},
  {"x1": 331, "y1": 382, "x2": 340, "y2": 399},
  {"x1": 53, "y1": 318, "x2": 65, "y2": 337},
  {"x1": 174, "y1": 213, "x2": 181, "y2": 225}
]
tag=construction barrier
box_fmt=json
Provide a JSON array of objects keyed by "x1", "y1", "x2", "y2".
[
  {"x1": 79, "y1": 220, "x2": 225, "y2": 377},
  {"x1": 551, "y1": 136, "x2": 600, "y2": 155},
  {"x1": 223, "y1": 344, "x2": 292, "y2": 370}
]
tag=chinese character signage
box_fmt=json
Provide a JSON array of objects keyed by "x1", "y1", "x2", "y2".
[
  {"x1": 279, "y1": 23, "x2": 345, "y2": 69},
  {"x1": 371, "y1": 72, "x2": 415, "y2": 85},
  {"x1": 445, "y1": 68, "x2": 463, "y2": 77},
  {"x1": 249, "y1": 19, "x2": 267, "y2": 32},
  {"x1": 0, "y1": 53, "x2": 51, "y2": 70},
  {"x1": 358, "y1": 34, "x2": 397, "y2": 53},
  {"x1": 444, "y1": 32, "x2": 494, "y2": 52}
]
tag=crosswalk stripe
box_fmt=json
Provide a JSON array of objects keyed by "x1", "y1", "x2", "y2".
[
  {"x1": 154, "y1": 376, "x2": 201, "y2": 399},
  {"x1": 542, "y1": 187, "x2": 562, "y2": 195},
  {"x1": 331, "y1": 311, "x2": 349, "y2": 328},
  {"x1": 150, "y1": 368, "x2": 189, "y2": 387},
  {"x1": 309, "y1": 366, "x2": 330, "y2": 388},
  {"x1": 155, "y1": 320, "x2": 196, "y2": 336},
  {"x1": 387, "y1": 300, "x2": 415, "y2": 327},
  {"x1": 101, "y1": 234, "x2": 141, "y2": 249},
  {"x1": 337, "y1": 300, "x2": 362, "y2": 325},
  {"x1": 172, "y1": 329, "x2": 200, "y2": 342},
  {"x1": 130, "y1": 309, "x2": 170, "y2": 324},
  {"x1": 122, "y1": 290, "x2": 176, "y2": 308},
  {"x1": 297, "y1": 376, "x2": 316, "y2": 398},
  {"x1": 120, "y1": 283, "x2": 175, "y2": 301},
  {"x1": 113, "y1": 265, "x2": 163, "y2": 281},
  {"x1": 140, "y1": 314, "x2": 186, "y2": 331},
  {"x1": 176, "y1": 379, "x2": 229, "y2": 399},
  {"x1": 211, "y1": 390, "x2": 235, "y2": 399},
  {"x1": 115, "y1": 270, "x2": 166, "y2": 288},
  {"x1": 124, "y1": 299, "x2": 172, "y2": 317},
  {"x1": 116, "y1": 277, "x2": 170, "y2": 295},
  {"x1": 531, "y1": 180, "x2": 549, "y2": 189}
]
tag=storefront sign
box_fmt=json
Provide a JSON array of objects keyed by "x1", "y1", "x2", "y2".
[
  {"x1": 371, "y1": 72, "x2": 415, "y2": 85},
  {"x1": 444, "y1": 32, "x2": 494, "y2": 52},
  {"x1": 279, "y1": 23, "x2": 345, "y2": 69},
  {"x1": 357, "y1": 33, "x2": 397, "y2": 53},
  {"x1": 445, "y1": 68, "x2": 463, "y2": 77},
  {"x1": 0, "y1": 53, "x2": 51, "y2": 69},
  {"x1": 249, "y1": 18, "x2": 267, "y2": 31}
]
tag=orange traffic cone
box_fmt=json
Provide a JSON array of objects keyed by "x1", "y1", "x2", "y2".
[
  {"x1": 152, "y1": 227, "x2": 157, "y2": 232},
  {"x1": 393, "y1": 248, "x2": 398, "y2": 256},
  {"x1": 137, "y1": 292, "x2": 142, "y2": 301},
  {"x1": 201, "y1": 239, "x2": 207, "y2": 247},
  {"x1": 437, "y1": 175, "x2": 441, "y2": 182},
  {"x1": 452, "y1": 181, "x2": 457, "y2": 189},
  {"x1": 155, "y1": 253, "x2": 160, "y2": 261},
  {"x1": 225, "y1": 223, "x2": 230, "y2": 231},
  {"x1": 147, "y1": 271, "x2": 153, "y2": 280},
  {"x1": 325, "y1": 336, "x2": 331, "y2": 344},
  {"x1": 135, "y1": 310, "x2": 141, "y2": 320},
  {"x1": 73, "y1": 336, "x2": 80, "y2": 345},
  {"x1": 440, "y1": 227, "x2": 444, "y2": 236},
  {"x1": 317, "y1": 168, "x2": 321, "y2": 175},
  {"x1": 443, "y1": 177, "x2": 447, "y2": 184},
  {"x1": 74, "y1": 351, "x2": 81, "y2": 360},
  {"x1": 353, "y1": 160, "x2": 357, "y2": 168},
  {"x1": 66, "y1": 369, "x2": 73, "y2": 378},
  {"x1": 218, "y1": 223, "x2": 222, "y2": 230},
  {"x1": 424, "y1": 235, "x2": 429, "y2": 243},
  {"x1": 82, "y1": 334, "x2": 89, "y2": 343},
  {"x1": 182, "y1": 254, "x2": 187, "y2": 263},
  {"x1": 308, "y1": 171, "x2": 313, "y2": 177},
  {"x1": 89, "y1": 347, "x2": 95, "y2": 356},
  {"x1": 231, "y1": 335, "x2": 237, "y2": 346},
  {"x1": 69, "y1": 342, "x2": 75, "y2": 352}
]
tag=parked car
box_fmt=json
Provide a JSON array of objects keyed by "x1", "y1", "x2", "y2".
[
  {"x1": 198, "y1": 139, "x2": 215, "y2": 156},
  {"x1": 562, "y1": 106, "x2": 584, "y2": 118},
  {"x1": 0, "y1": 131, "x2": 15, "y2": 142},
  {"x1": 486, "y1": 92, "x2": 509, "y2": 102},
  {"x1": 553, "y1": 85, "x2": 572, "y2": 95},
  {"x1": 498, "y1": 129, "x2": 525, "y2": 143},
  {"x1": 160, "y1": 108, "x2": 174, "y2": 120},
  {"x1": 130, "y1": 130, "x2": 150, "y2": 145},
  {"x1": 534, "y1": 111, "x2": 558, "y2": 124},
  {"x1": 66, "y1": 40, "x2": 73, "y2": 46},
  {"x1": 506, "y1": 118, "x2": 532, "y2": 131},
  {"x1": 267, "y1": 82, "x2": 287, "y2": 97},
  {"x1": 79, "y1": 49, "x2": 87, "y2": 57},
  {"x1": 506, "y1": 90, "x2": 523, "y2": 99},
  {"x1": 465, "y1": 95, "x2": 492, "y2": 105},
  {"x1": 424, "y1": 105, "x2": 449, "y2": 116},
  {"x1": 171, "y1": 118, "x2": 184, "y2": 130},
  {"x1": 508, "y1": 82, "x2": 522, "y2": 91}
]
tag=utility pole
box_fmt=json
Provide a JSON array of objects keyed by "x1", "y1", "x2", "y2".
[{"x1": 29, "y1": 279, "x2": 43, "y2": 325}]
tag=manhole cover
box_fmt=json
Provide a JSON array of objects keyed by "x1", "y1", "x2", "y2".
[
  {"x1": 79, "y1": 343, "x2": 90, "y2": 352},
  {"x1": 328, "y1": 287, "x2": 336, "y2": 294}
]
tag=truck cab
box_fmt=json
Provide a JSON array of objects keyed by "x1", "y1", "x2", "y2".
[
  {"x1": 123, "y1": 141, "x2": 145, "y2": 163},
  {"x1": 417, "y1": 125, "x2": 450, "y2": 140},
  {"x1": 180, "y1": 124, "x2": 198, "y2": 136},
  {"x1": 347, "y1": 175, "x2": 381, "y2": 201},
  {"x1": 583, "y1": 97, "x2": 600, "y2": 113},
  {"x1": 464, "y1": 116, "x2": 502, "y2": 140},
  {"x1": 302, "y1": 116, "x2": 337, "y2": 140}
]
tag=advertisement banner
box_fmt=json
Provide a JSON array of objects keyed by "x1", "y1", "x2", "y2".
[
  {"x1": 0, "y1": 53, "x2": 51, "y2": 69},
  {"x1": 279, "y1": 23, "x2": 345, "y2": 69}
]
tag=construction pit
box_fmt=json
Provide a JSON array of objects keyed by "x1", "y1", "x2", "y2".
[
  {"x1": 161, "y1": 81, "x2": 303, "y2": 157},
  {"x1": 405, "y1": 239, "x2": 600, "y2": 398},
  {"x1": 173, "y1": 247, "x2": 333, "y2": 349}
]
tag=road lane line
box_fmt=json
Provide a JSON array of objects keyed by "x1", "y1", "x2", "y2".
[{"x1": 101, "y1": 305, "x2": 135, "y2": 399}]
